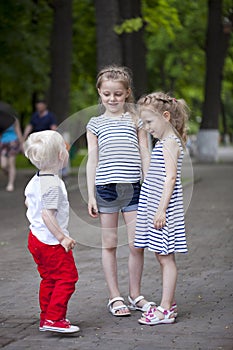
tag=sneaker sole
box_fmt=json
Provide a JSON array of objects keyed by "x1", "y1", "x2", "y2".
[
  {"x1": 39, "y1": 327, "x2": 46, "y2": 332},
  {"x1": 42, "y1": 326, "x2": 80, "y2": 333}
]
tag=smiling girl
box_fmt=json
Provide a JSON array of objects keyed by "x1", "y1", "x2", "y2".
[{"x1": 86, "y1": 66, "x2": 155, "y2": 317}]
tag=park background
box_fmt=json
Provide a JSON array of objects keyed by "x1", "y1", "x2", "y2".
[
  {"x1": 0, "y1": 1, "x2": 233, "y2": 349},
  {"x1": 0, "y1": 0, "x2": 233, "y2": 163}
]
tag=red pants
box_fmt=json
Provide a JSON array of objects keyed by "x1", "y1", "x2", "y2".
[{"x1": 28, "y1": 231, "x2": 78, "y2": 321}]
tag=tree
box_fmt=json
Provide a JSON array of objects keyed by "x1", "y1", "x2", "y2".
[
  {"x1": 94, "y1": 0, "x2": 122, "y2": 71},
  {"x1": 0, "y1": 0, "x2": 232, "y2": 137},
  {"x1": 0, "y1": 0, "x2": 52, "y2": 122},
  {"x1": 118, "y1": 0, "x2": 148, "y2": 98},
  {"x1": 142, "y1": 0, "x2": 206, "y2": 107},
  {"x1": 48, "y1": 0, "x2": 73, "y2": 124},
  {"x1": 71, "y1": 0, "x2": 97, "y2": 112},
  {"x1": 94, "y1": 0, "x2": 148, "y2": 98},
  {"x1": 197, "y1": 0, "x2": 233, "y2": 162}
]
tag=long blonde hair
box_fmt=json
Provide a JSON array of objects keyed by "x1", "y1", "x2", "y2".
[
  {"x1": 137, "y1": 92, "x2": 189, "y2": 144},
  {"x1": 96, "y1": 65, "x2": 135, "y2": 115}
]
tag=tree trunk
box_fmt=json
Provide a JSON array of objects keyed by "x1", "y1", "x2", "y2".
[
  {"x1": 118, "y1": 0, "x2": 147, "y2": 99},
  {"x1": 221, "y1": 15, "x2": 232, "y2": 145},
  {"x1": 201, "y1": 0, "x2": 222, "y2": 131},
  {"x1": 94, "y1": 0, "x2": 122, "y2": 71},
  {"x1": 197, "y1": 0, "x2": 222, "y2": 162},
  {"x1": 48, "y1": 0, "x2": 72, "y2": 124},
  {"x1": 197, "y1": 0, "x2": 232, "y2": 162},
  {"x1": 197, "y1": 0, "x2": 230, "y2": 162}
]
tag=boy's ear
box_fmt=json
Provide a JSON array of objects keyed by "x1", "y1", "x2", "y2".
[
  {"x1": 58, "y1": 150, "x2": 64, "y2": 161},
  {"x1": 163, "y1": 111, "x2": 171, "y2": 121}
]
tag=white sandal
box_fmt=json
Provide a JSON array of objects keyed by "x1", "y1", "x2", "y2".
[
  {"x1": 128, "y1": 295, "x2": 156, "y2": 312},
  {"x1": 138, "y1": 305, "x2": 175, "y2": 326},
  {"x1": 170, "y1": 302, "x2": 178, "y2": 318},
  {"x1": 142, "y1": 302, "x2": 178, "y2": 318},
  {"x1": 107, "y1": 297, "x2": 131, "y2": 317}
]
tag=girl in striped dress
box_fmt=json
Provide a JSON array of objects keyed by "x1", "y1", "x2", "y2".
[
  {"x1": 86, "y1": 66, "x2": 155, "y2": 317},
  {"x1": 134, "y1": 92, "x2": 189, "y2": 326}
]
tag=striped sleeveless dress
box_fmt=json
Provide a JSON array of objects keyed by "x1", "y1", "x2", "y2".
[{"x1": 134, "y1": 135, "x2": 188, "y2": 254}]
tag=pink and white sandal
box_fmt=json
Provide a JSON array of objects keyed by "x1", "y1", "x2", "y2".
[
  {"x1": 138, "y1": 305, "x2": 175, "y2": 326},
  {"x1": 170, "y1": 302, "x2": 178, "y2": 318},
  {"x1": 142, "y1": 302, "x2": 178, "y2": 318}
]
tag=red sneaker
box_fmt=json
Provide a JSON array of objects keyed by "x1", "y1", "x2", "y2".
[
  {"x1": 42, "y1": 319, "x2": 80, "y2": 333},
  {"x1": 39, "y1": 319, "x2": 46, "y2": 332}
]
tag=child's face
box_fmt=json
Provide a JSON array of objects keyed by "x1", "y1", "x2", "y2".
[
  {"x1": 98, "y1": 80, "x2": 129, "y2": 116},
  {"x1": 140, "y1": 108, "x2": 168, "y2": 139}
]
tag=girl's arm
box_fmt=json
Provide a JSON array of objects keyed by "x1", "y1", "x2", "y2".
[
  {"x1": 14, "y1": 119, "x2": 23, "y2": 146},
  {"x1": 86, "y1": 130, "x2": 99, "y2": 217},
  {"x1": 23, "y1": 124, "x2": 33, "y2": 140},
  {"x1": 138, "y1": 128, "x2": 150, "y2": 179},
  {"x1": 42, "y1": 208, "x2": 76, "y2": 252},
  {"x1": 154, "y1": 138, "x2": 180, "y2": 229}
]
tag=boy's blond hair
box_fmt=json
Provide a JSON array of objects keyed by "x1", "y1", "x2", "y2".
[{"x1": 24, "y1": 130, "x2": 65, "y2": 170}]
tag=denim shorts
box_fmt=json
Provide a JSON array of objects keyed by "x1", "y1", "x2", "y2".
[{"x1": 96, "y1": 181, "x2": 141, "y2": 213}]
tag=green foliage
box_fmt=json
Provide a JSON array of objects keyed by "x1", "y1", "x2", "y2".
[
  {"x1": 16, "y1": 153, "x2": 34, "y2": 169},
  {"x1": 0, "y1": 0, "x2": 232, "y2": 136},
  {"x1": 71, "y1": 0, "x2": 97, "y2": 112},
  {"x1": 142, "y1": 0, "x2": 233, "y2": 131},
  {"x1": 70, "y1": 150, "x2": 87, "y2": 167},
  {"x1": 142, "y1": 0, "x2": 208, "y2": 122},
  {"x1": 0, "y1": 0, "x2": 52, "y2": 118},
  {"x1": 0, "y1": 0, "x2": 97, "y2": 122},
  {"x1": 114, "y1": 17, "x2": 143, "y2": 35},
  {"x1": 142, "y1": 0, "x2": 182, "y2": 39},
  {"x1": 188, "y1": 119, "x2": 201, "y2": 135}
]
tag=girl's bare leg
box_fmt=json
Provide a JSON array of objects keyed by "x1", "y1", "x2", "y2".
[
  {"x1": 1, "y1": 155, "x2": 8, "y2": 175},
  {"x1": 154, "y1": 253, "x2": 177, "y2": 318},
  {"x1": 123, "y1": 211, "x2": 149, "y2": 308},
  {"x1": 6, "y1": 155, "x2": 16, "y2": 191},
  {"x1": 100, "y1": 212, "x2": 130, "y2": 315}
]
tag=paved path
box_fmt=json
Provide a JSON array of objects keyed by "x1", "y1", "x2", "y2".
[{"x1": 0, "y1": 147, "x2": 233, "y2": 350}]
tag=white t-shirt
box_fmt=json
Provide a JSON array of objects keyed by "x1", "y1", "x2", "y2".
[
  {"x1": 25, "y1": 172, "x2": 70, "y2": 245},
  {"x1": 86, "y1": 113, "x2": 143, "y2": 185}
]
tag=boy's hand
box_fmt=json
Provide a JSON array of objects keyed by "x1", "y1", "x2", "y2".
[{"x1": 60, "y1": 236, "x2": 76, "y2": 252}]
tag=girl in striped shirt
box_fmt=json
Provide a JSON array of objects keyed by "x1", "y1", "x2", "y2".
[
  {"x1": 86, "y1": 66, "x2": 155, "y2": 317},
  {"x1": 134, "y1": 92, "x2": 189, "y2": 326}
]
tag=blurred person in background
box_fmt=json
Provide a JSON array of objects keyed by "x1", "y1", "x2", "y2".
[
  {"x1": 23, "y1": 100, "x2": 57, "y2": 140},
  {"x1": 0, "y1": 118, "x2": 23, "y2": 192}
]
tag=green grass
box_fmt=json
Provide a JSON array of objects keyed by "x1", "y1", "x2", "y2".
[
  {"x1": 16, "y1": 154, "x2": 34, "y2": 169},
  {"x1": 70, "y1": 151, "x2": 87, "y2": 167}
]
